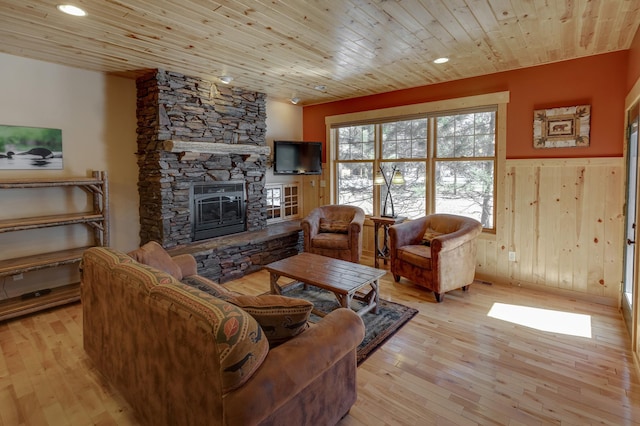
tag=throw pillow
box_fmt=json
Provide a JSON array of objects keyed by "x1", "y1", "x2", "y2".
[
  {"x1": 229, "y1": 294, "x2": 313, "y2": 348},
  {"x1": 319, "y1": 218, "x2": 349, "y2": 233},
  {"x1": 151, "y1": 283, "x2": 269, "y2": 393},
  {"x1": 128, "y1": 241, "x2": 183, "y2": 280}
]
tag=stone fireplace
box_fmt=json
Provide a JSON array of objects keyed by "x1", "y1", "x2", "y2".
[
  {"x1": 135, "y1": 69, "x2": 302, "y2": 283},
  {"x1": 136, "y1": 70, "x2": 269, "y2": 248}
]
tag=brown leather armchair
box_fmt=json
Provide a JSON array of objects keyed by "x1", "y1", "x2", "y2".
[
  {"x1": 389, "y1": 214, "x2": 482, "y2": 302},
  {"x1": 301, "y1": 205, "x2": 365, "y2": 263}
]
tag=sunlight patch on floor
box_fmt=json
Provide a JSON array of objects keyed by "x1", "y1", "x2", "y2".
[{"x1": 487, "y1": 303, "x2": 592, "y2": 338}]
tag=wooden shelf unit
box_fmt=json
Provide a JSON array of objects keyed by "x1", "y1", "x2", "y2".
[{"x1": 0, "y1": 171, "x2": 109, "y2": 321}]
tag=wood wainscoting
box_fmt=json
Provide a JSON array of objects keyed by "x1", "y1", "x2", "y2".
[
  {"x1": 360, "y1": 157, "x2": 625, "y2": 306},
  {"x1": 476, "y1": 157, "x2": 625, "y2": 306},
  {"x1": 326, "y1": 157, "x2": 623, "y2": 306}
]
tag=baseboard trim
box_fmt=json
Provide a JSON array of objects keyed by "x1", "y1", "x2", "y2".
[{"x1": 476, "y1": 276, "x2": 617, "y2": 307}]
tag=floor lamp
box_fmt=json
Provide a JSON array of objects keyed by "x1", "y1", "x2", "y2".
[{"x1": 374, "y1": 165, "x2": 405, "y2": 218}]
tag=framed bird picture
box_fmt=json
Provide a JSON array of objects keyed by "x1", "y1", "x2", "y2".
[{"x1": 0, "y1": 125, "x2": 63, "y2": 170}]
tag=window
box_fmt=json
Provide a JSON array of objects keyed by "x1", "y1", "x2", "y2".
[
  {"x1": 266, "y1": 183, "x2": 300, "y2": 223},
  {"x1": 331, "y1": 97, "x2": 501, "y2": 230},
  {"x1": 434, "y1": 111, "x2": 495, "y2": 228},
  {"x1": 381, "y1": 118, "x2": 428, "y2": 219},
  {"x1": 336, "y1": 125, "x2": 374, "y2": 213}
]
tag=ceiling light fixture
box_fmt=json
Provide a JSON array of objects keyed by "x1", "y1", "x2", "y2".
[
  {"x1": 219, "y1": 75, "x2": 233, "y2": 84},
  {"x1": 290, "y1": 97, "x2": 300, "y2": 105},
  {"x1": 56, "y1": 4, "x2": 87, "y2": 16},
  {"x1": 433, "y1": 57, "x2": 449, "y2": 64},
  {"x1": 314, "y1": 85, "x2": 326, "y2": 91}
]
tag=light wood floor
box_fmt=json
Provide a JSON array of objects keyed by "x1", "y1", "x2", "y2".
[{"x1": 1, "y1": 259, "x2": 639, "y2": 425}]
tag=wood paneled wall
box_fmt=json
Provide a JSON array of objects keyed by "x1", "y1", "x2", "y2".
[
  {"x1": 476, "y1": 157, "x2": 624, "y2": 305},
  {"x1": 304, "y1": 158, "x2": 625, "y2": 306},
  {"x1": 301, "y1": 174, "x2": 327, "y2": 218}
]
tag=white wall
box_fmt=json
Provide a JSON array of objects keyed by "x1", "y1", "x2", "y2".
[
  {"x1": 263, "y1": 99, "x2": 323, "y2": 216},
  {"x1": 0, "y1": 52, "x2": 140, "y2": 250},
  {"x1": 264, "y1": 98, "x2": 303, "y2": 184},
  {"x1": 0, "y1": 52, "x2": 139, "y2": 297},
  {"x1": 0, "y1": 52, "x2": 304, "y2": 297}
]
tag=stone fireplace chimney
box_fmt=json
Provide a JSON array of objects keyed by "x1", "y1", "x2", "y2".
[{"x1": 136, "y1": 69, "x2": 269, "y2": 248}]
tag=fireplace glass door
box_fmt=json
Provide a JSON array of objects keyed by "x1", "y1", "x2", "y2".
[{"x1": 192, "y1": 181, "x2": 246, "y2": 240}]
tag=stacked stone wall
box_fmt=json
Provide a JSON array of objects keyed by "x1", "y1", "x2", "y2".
[{"x1": 136, "y1": 69, "x2": 268, "y2": 248}]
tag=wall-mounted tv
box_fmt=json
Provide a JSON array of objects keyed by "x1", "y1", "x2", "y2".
[{"x1": 273, "y1": 141, "x2": 322, "y2": 175}]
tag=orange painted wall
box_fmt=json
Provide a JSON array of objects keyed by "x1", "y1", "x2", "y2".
[
  {"x1": 303, "y1": 51, "x2": 628, "y2": 160},
  {"x1": 628, "y1": 28, "x2": 640, "y2": 92}
]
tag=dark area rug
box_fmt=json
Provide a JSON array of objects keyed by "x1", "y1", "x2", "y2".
[{"x1": 271, "y1": 283, "x2": 418, "y2": 365}]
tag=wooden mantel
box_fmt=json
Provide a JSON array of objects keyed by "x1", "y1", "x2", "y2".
[{"x1": 161, "y1": 140, "x2": 271, "y2": 157}]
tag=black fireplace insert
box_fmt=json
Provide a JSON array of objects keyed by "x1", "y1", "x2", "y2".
[{"x1": 191, "y1": 181, "x2": 246, "y2": 240}]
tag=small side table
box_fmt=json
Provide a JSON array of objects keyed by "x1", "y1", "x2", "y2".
[{"x1": 370, "y1": 215, "x2": 406, "y2": 268}]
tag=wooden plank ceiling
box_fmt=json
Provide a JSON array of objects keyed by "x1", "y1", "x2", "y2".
[{"x1": 1, "y1": 0, "x2": 639, "y2": 105}]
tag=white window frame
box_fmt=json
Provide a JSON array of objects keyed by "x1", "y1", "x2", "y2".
[
  {"x1": 265, "y1": 182, "x2": 301, "y2": 223},
  {"x1": 326, "y1": 92, "x2": 509, "y2": 233}
]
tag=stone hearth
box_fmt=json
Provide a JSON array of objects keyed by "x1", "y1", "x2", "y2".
[{"x1": 168, "y1": 221, "x2": 302, "y2": 283}]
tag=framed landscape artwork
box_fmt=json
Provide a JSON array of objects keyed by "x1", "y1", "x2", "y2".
[
  {"x1": 533, "y1": 105, "x2": 590, "y2": 149},
  {"x1": 0, "y1": 124, "x2": 63, "y2": 170}
]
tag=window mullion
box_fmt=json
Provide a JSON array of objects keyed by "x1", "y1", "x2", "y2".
[
  {"x1": 372, "y1": 123, "x2": 380, "y2": 216},
  {"x1": 426, "y1": 117, "x2": 435, "y2": 215}
]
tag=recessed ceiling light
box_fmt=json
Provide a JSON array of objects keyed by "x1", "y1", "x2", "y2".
[
  {"x1": 56, "y1": 4, "x2": 87, "y2": 16},
  {"x1": 219, "y1": 76, "x2": 233, "y2": 84},
  {"x1": 290, "y1": 97, "x2": 300, "y2": 105},
  {"x1": 433, "y1": 57, "x2": 449, "y2": 64},
  {"x1": 314, "y1": 85, "x2": 327, "y2": 91}
]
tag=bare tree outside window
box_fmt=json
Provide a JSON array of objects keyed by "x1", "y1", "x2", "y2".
[
  {"x1": 381, "y1": 119, "x2": 427, "y2": 219},
  {"x1": 337, "y1": 162, "x2": 374, "y2": 213},
  {"x1": 435, "y1": 112, "x2": 496, "y2": 228},
  {"x1": 333, "y1": 108, "x2": 496, "y2": 229},
  {"x1": 337, "y1": 125, "x2": 375, "y2": 214}
]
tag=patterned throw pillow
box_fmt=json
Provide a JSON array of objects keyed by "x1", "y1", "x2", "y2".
[
  {"x1": 150, "y1": 283, "x2": 269, "y2": 393},
  {"x1": 319, "y1": 218, "x2": 349, "y2": 233},
  {"x1": 228, "y1": 294, "x2": 313, "y2": 348}
]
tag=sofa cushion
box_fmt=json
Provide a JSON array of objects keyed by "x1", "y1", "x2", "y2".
[
  {"x1": 116, "y1": 261, "x2": 180, "y2": 292},
  {"x1": 422, "y1": 229, "x2": 443, "y2": 247},
  {"x1": 82, "y1": 245, "x2": 135, "y2": 269},
  {"x1": 311, "y1": 232, "x2": 350, "y2": 250},
  {"x1": 128, "y1": 241, "x2": 183, "y2": 280},
  {"x1": 150, "y1": 283, "x2": 269, "y2": 393},
  {"x1": 397, "y1": 245, "x2": 432, "y2": 269},
  {"x1": 181, "y1": 275, "x2": 241, "y2": 302},
  {"x1": 228, "y1": 294, "x2": 313, "y2": 348},
  {"x1": 319, "y1": 218, "x2": 349, "y2": 233}
]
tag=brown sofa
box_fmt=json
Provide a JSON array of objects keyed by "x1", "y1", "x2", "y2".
[
  {"x1": 389, "y1": 214, "x2": 482, "y2": 302},
  {"x1": 301, "y1": 204, "x2": 365, "y2": 263},
  {"x1": 81, "y1": 243, "x2": 365, "y2": 426}
]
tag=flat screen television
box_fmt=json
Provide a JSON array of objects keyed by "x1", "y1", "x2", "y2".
[{"x1": 273, "y1": 141, "x2": 322, "y2": 175}]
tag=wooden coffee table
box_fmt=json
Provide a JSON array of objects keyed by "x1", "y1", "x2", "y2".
[{"x1": 265, "y1": 252, "x2": 386, "y2": 316}]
